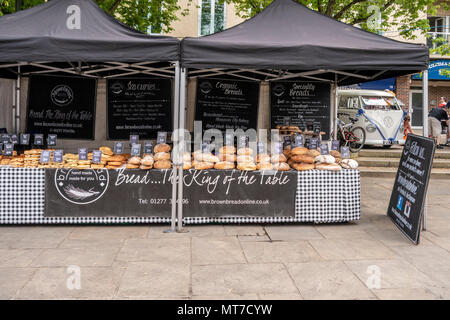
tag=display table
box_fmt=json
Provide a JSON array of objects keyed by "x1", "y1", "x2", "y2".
[{"x1": 0, "y1": 168, "x2": 360, "y2": 224}]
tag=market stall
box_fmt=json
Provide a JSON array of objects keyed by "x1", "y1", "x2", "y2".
[
  {"x1": 0, "y1": 0, "x2": 181, "y2": 225},
  {"x1": 175, "y1": 0, "x2": 429, "y2": 227}
]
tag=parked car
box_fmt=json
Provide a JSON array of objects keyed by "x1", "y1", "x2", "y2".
[{"x1": 337, "y1": 89, "x2": 406, "y2": 147}]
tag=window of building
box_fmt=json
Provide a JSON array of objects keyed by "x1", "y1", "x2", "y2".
[
  {"x1": 199, "y1": 0, "x2": 226, "y2": 36},
  {"x1": 428, "y1": 16, "x2": 450, "y2": 50}
]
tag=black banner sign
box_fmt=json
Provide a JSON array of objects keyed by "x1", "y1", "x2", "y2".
[
  {"x1": 195, "y1": 78, "x2": 259, "y2": 132},
  {"x1": 387, "y1": 134, "x2": 435, "y2": 244},
  {"x1": 107, "y1": 78, "x2": 172, "y2": 139},
  {"x1": 183, "y1": 170, "x2": 296, "y2": 217},
  {"x1": 45, "y1": 169, "x2": 297, "y2": 218},
  {"x1": 270, "y1": 81, "x2": 331, "y2": 140},
  {"x1": 26, "y1": 75, "x2": 96, "y2": 140}
]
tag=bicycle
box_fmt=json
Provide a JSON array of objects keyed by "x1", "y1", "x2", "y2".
[{"x1": 335, "y1": 116, "x2": 366, "y2": 153}]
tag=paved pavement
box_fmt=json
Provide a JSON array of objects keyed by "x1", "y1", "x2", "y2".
[{"x1": 1, "y1": 176, "x2": 450, "y2": 300}]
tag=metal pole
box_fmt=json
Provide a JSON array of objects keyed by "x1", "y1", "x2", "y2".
[
  {"x1": 422, "y1": 69, "x2": 429, "y2": 231},
  {"x1": 15, "y1": 0, "x2": 23, "y2": 12},
  {"x1": 167, "y1": 62, "x2": 180, "y2": 232},
  {"x1": 334, "y1": 74, "x2": 338, "y2": 140},
  {"x1": 177, "y1": 67, "x2": 187, "y2": 232},
  {"x1": 15, "y1": 66, "x2": 21, "y2": 134}
]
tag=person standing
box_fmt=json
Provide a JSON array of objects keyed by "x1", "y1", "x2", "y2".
[
  {"x1": 428, "y1": 105, "x2": 449, "y2": 149},
  {"x1": 438, "y1": 97, "x2": 447, "y2": 108}
]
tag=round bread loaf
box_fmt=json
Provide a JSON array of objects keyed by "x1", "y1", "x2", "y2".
[
  {"x1": 291, "y1": 146, "x2": 308, "y2": 155},
  {"x1": 107, "y1": 161, "x2": 123, "y2": 166},
  {"x1": 330, "y1": 150, "x2": 341, "y2": 158},
  {"x1": 139, "y1": 164, "x2": 153, "y2": 170},
  {"x1": 237, "y1": 155, "x2": 254, "y2": 163},
  {"x1": 273, "y1": 162, "x2": 291, "y2": 171},
  {"x1": 183, "y1": 162, "x2": 192, "y2": 170},
  {"x1": 218, "y1": 153, "x2": 237, "y2": 162},
  {"x1": 194, "y1": 162, "x2": 214, "y2": 170},
  {"x1": 128, "y1": 156, "x2": 141, "y2": 165},
  {"x1": 141, "y1": 155, "x2": 154, "y2": 166},
  {"x1": 307, "y1": 149, "x2": 321, "y2": 157},
  {"x1": 154, "y1": 160, "x2": 172, "y2": 169},
  {"x1": 237, "y1": 162, "x2": 256, "y2": 171},
  {"x1": 256, "y1": 154, "x2": 271, "y2": 163},
  {"x1": 314, "y1": 155, "x2": 336, "y2": 164},
  {"x1": 315, "y1": 163, "x2": 341, "y2": 171},
  {"x1": 154, "y1": 143, "x2": 171, "y2": 153},
  {"x1": 154, "y1": 152, "x2": 171, "y2": 161},
  {"x1": 100, "y1": 146, "x2": 113, "y2": 156},
  {"x1": 292, "y1": 163, "x2": 315, "y2": 171},
  {"x1": 256, "y1": 162, "x2": 273, "y2": 170},
  {"x1": 108, "y1": 155, "x2": 126, "y2": 162},
  {"x1": 126, "y1": 163, "x2": 140, "y2": 169},
  {"x1": 340, "y1": 158, "x2": 358, "y2": 169},
  {"x1": 219, "y1": 146, "x2": 236, "y2": 155},
  {"x1": 237, "y1": 147, "x2": 253, "y2": 156},
  {"x1": 214, "y1": 161, "x2": 235, "y2": 170},
  {"x1": 270, "y1": 154, "x2": 287, "y2": 163},
  {"x1": 290, "y1": 154, "x2": 315, "y2": 164}
]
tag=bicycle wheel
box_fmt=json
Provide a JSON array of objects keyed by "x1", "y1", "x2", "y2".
[{"x1": 348, "y1": 126, "x2": 366, "y2": 153}]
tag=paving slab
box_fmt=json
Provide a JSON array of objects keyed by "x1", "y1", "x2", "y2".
[
  {"x1": 0, "y1": 249, "x2": 43, "y2": 267},
  {"x1": 264, "y1": 225, "x2": 324, "y2": 241},
  {"x1": 192, "y1": 237, "x2": 246, "y2": 265},
  {"x1": 17, "y1": 267, "x2": 118, "y2": 299},
  {"x1": 237, "y1": 235, "x2": 271, "y2": 242},
  {"x1": 373, "y1": 288, "x2": 437, "y2": 300},
  {"x1": 147, "y1": 225, "x2": 226, "y2": 238},
  {"x1": 30, "y1": 247, "x2": 119, "y2": 267},
  {"x1": 365, "y1": 227, "x2": 434, "y2": 247},
  {"x1": 241, "y1": 241, "x2": 322, "y2": 264},
  {"x1": 191, "y1": 294, "x2": 259, "y2": 300},
  {"x1": 287, "y1": 261, "x2": 375, "y2": 300},
  {"x1": 192, "y1": 264, "x2": 298, "y2": 296},
  {"x1": 69, "y1": 226, "x2": 148, "y2": 241},
  {"x1": 392, "y1": 245, "x2": 450, "y2": 286},
  {"x1": 117, "y1": 262, "x2": 190, "y2": 298},
  {"x1": 314, "y1": 224, "x2": 374, "y2": 240},
  {"x1": 0, "y1": 268, "x2": 36, "y2": 299},
  {"x1": 258, "y1": 293, "x2": 303, "y2": 300},
  {"x1": 224, "y1": 225, "x2": 266, "y2": 236},
  {"x1": 117, "y1": 238, "x2": 190, "y2": 263},
  {"x1": 345, "y1": 259, "x2": 436, "y2": 289},
  {"x1": 309, "y1": 239, "x2": 397, "y2": 260},
  {"x1": 0, "y1": 226, "x2": 74, "y2": 249}
]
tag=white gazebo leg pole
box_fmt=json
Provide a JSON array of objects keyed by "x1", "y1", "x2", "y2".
[
  {"x1": 422, "y1": 69, "x2": 429, "y2": 231},
  {"x1": 177, "y1": 67, "x2": 187, "y2": 232},
  {"x1": 168, "y1": 62, "x2": 180, "y2": 232},
  {"x1": 334, "y1": 76, "x2": 338, "y2": 140},
  {"x1": 15, "y1": 66, "x2": 21, "y2": 134}
]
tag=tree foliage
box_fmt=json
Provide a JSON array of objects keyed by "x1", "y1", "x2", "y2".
[
  {"x1": 225, "y1": 0, "x2": 450, "y2": 55},
  {"x1": 0, "y1": 0, "x2": 192, "y2": 33}
]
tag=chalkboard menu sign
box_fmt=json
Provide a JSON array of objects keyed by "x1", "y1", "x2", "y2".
[
  {"x1": 1, "y1": 134, "x2": 9, "y2": 144},
  {"x1": 34, "y1": 134, "x2": 44, "y2": 146},
  {"x1": 144, "y1": 142, "x2": 154, "y2": 154},
  {"x1": 114, "y1": 142, "x2": 124, "y2": 155},
  {"x1": 20, "y1": 134, "x2": 30, "y2": 145},
  {"x1": 270, "y1": 81, "x2": 331, "y2": 140},
  {"x1": 26, "y1": 75, "x2": 96, "y2": 140},
  {"x1": 78, "y1": 148, "x2": 88, "y2": 160},
  {"x1": 53, "y1": 150, "x2": 63, "y2": 163},
  {"x1": 92, "y1": 150, "x2": 102, "y2": 164},
  {"x1": 195, "y1": 78, "x2": 259, "y2": 132},
  {"x1": 107, "y1": 78, "x2": 172, "y2": 140},
  {"x1": 3, "y1": 143, "x2": 13, "y2": 156},
  {"x1": 47, "y1": 134, "x2": 57, "y2": 146},
  {"x1": 10, "y1": 134, "x2": 19, "y2": 145},
  {"x1": 40, "y1": 150, "x2": 51, "y2": 163},
  {"x1": 387, "y1": 134, "x2": 435, "y2": 245}
]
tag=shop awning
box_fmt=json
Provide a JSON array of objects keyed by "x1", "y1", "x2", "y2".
[
  {"x1": 181, "y1": 0, "x2": 429, "y2": 85},
  {"x1": 0, "y1": 0, "x2": 180, "y2": 78}
]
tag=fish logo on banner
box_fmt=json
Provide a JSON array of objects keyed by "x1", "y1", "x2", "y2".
[
  {"x1": 272, "y1": 84, "x2": 285, "y2": 97},
  {"x1": 66, "y1": 5, "x2": 81, "y2": 30},
  {"x1": 55, "y1": 169, "x2": 109, "y2": 205},
  {"x1": 199, "y1": 81, "x2": 213, "y2": 94}
]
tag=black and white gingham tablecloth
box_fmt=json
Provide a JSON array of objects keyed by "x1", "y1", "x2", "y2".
[{"x1": 0, "y1": 168, "x2": 360, "y2": 224}]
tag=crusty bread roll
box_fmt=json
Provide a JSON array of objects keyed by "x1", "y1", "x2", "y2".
[
  {"x1": 315, "y1": 163, "x2": 341, "y2": 171},
  {"x1": 128, "y1": 156, "x2": 141, "y2": 165},
  {"x1": 314, "y1": 155, "x2": 336, "y2": 164},
  {"x1": 283, "y1": 147, "x2": 291, "y2": 158},
  {"x1": 194, "y1": 162, "x2": 214, "y2": 170},
  {"x1": 214, "y1": 161, "x2": 235, "y2": 170},
  {"x1": 183, "y1": 162, "x2": 192, "y2": 170},
  {"x1": 237, "y1": 147, "x2": 253, "y2": 156},
  {"x1": 290, "y1": 154, "x2": 315, "y2": 164},
  {"x1": 237, "y1": 162, "x2": 256, "y2": 171},
  {"x1": 183, "y1": 152, "x2": 192, "y2": 163},
  {"x1": 292, "y1": 163, "x2": 315, "y2": 171},
  {"x1": 107, "y1": 161, "x2": 123, "y2": 166},
  {"x1": 141, "y1": 155, "x2": 154, "y2": 166},
  {"x1": 340, "y1": 159, "x2": 358, "y2": 169},
  {"x1": 291, "y1": 146, "x2": 308, "y2": 155},
  {"x1": 307, "y1": 149, "x2": 321, "y2": 157},
  {"x1": 271, "y1": 154, "x2": 287, "y2": 163},
  {"x1": 218, "y1": 153, "x2": 237, "y2": 162},
  {"x1": 154, "y1": 143, "x2": 171, "y2": 153},
  {"x1": 108, "y1": 155, "x2": 126, "y2": 162},
  {"x1": 126, "y1": 163, "x2": 140, "y2": 169},
  {"x1": 154, "y1": 152, "x2": 171, "y2": 161},
  {"x1": 219, "y1": 146, "x2": 236, "y2": 155},
  {"x1": 106, "y1": 165, "x2": 122, "y2": 170},
  {"x1": 237, "y1": 155, "x2": 254, "y2": 163},
  {"x1": 99, "y1": 146, "x2": 113, "y2": 156},
  {"x1": 256, "y1": 154, "x2": 271, "y2": 163},
  {"x1": 154, "y1": 160, "x2": 172, "y2": 169},
  {"x1": 256, "y1": 162, "x2": 273, "y2": 170},
  {"x1": 139, "y1": 165, "x2": 153, "y2": 170},
  {"x1": 330, "y1": 150, "x2": 341, "y2": 158},
  {"x1": 272, "y1": 162, "x2": 291, "y2": 171}
]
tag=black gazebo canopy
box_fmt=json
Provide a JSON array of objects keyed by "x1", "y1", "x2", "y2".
[{"x1": 181, "y1": 0, "x2": 429, "y2": 85}]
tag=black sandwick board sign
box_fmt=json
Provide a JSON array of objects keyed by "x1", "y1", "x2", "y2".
[
  {"x1": 45, "y1": 169, "x2": 174, "y2": 217},
  {"x1": 195, "y1": 78, "x2": 259, "y2": 132},
  {"x1": 387, "y1": 134, "x2": 435, "y2": 245}
]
